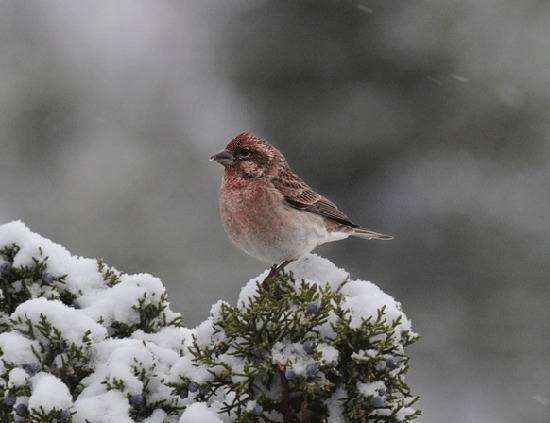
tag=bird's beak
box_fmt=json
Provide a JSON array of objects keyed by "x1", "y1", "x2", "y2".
[{"x1": 210, "y1": 150, "x2": 235, "y2": 166}]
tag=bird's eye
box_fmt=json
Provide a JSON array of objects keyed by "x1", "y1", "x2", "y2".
[{"x1": 238, "y1": 149, "x2": 252, "y2": 159}]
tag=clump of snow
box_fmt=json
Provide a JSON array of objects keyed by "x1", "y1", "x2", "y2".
[
  {"x1": 132, "y1": 327, "x2": 195, "y2": 352},
  {"x1": 194, "y1": 319, "x2": 217, "y2": 348},
  {"x1": 8, "y1": 368, "x2": 27, "y2": 387},
  {"x1": 193, "y1": 301, "x2": 229, "y2": 349},
  {"x1": 73, "y1": 391, "x2": 133, "y2": 423},
  {"x1": 79, "y1": 273, "x2": 175, "y2": 328},
  {"x1": 0, "y1": 331, "x2": 40, "y2": 365},
  {"x1": 96, "y1": 340, "x2": 158, "y2": 394},
  {"x1": 167, "y1": 355, "x2": 213, "y2": 385},
  {"x1": 179, "y1": 402, "x2": 223, "y2": 423},
  {"x1": 341, "y1": 279, "x2": 412, "y2": 337},
  {"x1": 318, "y1": 343, "x2": 339, "y2": 365},
  {"x1": 79, "y1": 337, "x2": 181, "y2": 409},
  {"x1": 326, "y1": 387, "x2": 348, "y2": 423},
  {"x1": 12, "y1": 297, "x2": 107, "y2": 345},
  {"x1": 143, "y1": 409, "x2": 168, "y2": 423},
  {"x1": 28, "y1": 373, "x2": 72, "y2": 412},
  {"x1": 286, "y1": 254, "x2": 350, "y2": 287},
  {"x1": 358, "y1": 380, "x2": 386, "y2": 398},
  {"x1": 271, "y1": 342, "x2": 316, "y2": 377},
  {"x1": 0, "y1": 221, "x2": 107, "y2": 296},
  {"x1": 237, "y1": 254, "x2": 349, "y2": 309},
  {"x1": 352, "y1": 349, "x2": 378, "y2": 362}
]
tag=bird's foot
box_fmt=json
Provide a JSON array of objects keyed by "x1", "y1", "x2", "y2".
[{"x1": 262, "y1": 260, "x2": 292, "y2": 288}]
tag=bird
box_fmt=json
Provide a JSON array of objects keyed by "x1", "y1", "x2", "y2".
[{"x1": 210, "y1": 132, "x2": 392, "y2": 282}]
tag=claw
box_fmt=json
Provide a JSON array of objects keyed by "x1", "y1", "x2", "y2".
[{"x1": 262, "y1": 260, "x2": 293, "y2": 287}]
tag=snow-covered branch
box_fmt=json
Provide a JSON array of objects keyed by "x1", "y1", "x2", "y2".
[{"x1": 0, "y1": 221, "x2": 419, "y2": 422}]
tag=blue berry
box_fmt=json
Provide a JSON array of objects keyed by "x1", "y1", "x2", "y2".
[
  {"x1": 302, "y1": 340, "x2": 315, "y2": 354},
  {"x1": 306, "y1": 302, "x2": 319, "y2": 315},
  {"x1": 199, "y1": 384, "x2": 209, "y2": 396},
  {"x1": 179, "y1": 388, "x2": 189, "y2": 399},
  {"x1": 284, "y1": 368, "x2": 296, "y2": 380},
  {"x1": 4, "y1": 393, "x2": 16, "y2": 407},
  {"x1": 386, "y1": 356, "x2": 397, "y2": 369},
  {"x1": 251, "y1": 403, "x2": 263, "y2": 415},
  {"x1": 371, "y1": 396, "x2": 386, "y2": 408},
  {"x1": 41, "y1": 272, "x2": 54, "y2": 285},
  {"x1": 22, "y1": 363, "x2": 41, "y2": 376},
  {"x1": 328, "y1": 360, "x2": 338, "y2": 368},
  {"x1": 305, "y1": 363, "x2": 318, "y2": 377},
  {"x1": 0, "y1": 262, "x2": 11, "y2": 275},
  {"x1": 15, "y1": 403, "x2": 28, "y2": 416},
  {"x1": 60, "y1": 409, "x2": 72, "y2": 420},
  {"x1": 129, "y1": 394, "x2": 145, "y2": 406},
  {"x1": 188, "y1": 382, "x2": 199, "y2": 393},
  {"x1": 377, "y1": 387, "x2": 386, "y2": 396}
]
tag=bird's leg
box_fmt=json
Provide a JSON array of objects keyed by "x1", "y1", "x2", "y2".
[
  {"x1": 263, "y1": 265, "x2": 280, "y2": 284},
  {"x1": 262, "y1": 259, "x2": 293, "y2": 287}
]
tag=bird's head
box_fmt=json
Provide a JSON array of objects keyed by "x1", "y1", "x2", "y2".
[{"x1": 210, "y1": 132, "x2": 282, "y2": 179}]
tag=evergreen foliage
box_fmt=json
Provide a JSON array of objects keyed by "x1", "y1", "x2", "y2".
[
  {"x1": 0, "y1": 221, "x2": 419, "y2": 422},
  {"x1": 182, "y1": 274, "x2": 419, "y2": 422}
]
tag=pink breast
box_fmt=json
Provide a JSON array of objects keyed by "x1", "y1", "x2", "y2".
[{"x1": 219, "y1": 180, "x2": 282, "y2": 246}]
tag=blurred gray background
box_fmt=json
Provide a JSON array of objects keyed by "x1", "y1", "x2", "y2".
[{"x1": 1, "y1": 0, "x2": 549, "y2": 422}]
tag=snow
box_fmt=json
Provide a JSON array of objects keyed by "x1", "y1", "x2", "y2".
[
  {"x1": 318, "y1": 343, "x2": 339, "y2": 365},
  {"x1": 0, "y1": 222, "x2": 189, "y2": 420},
  {"x1": 357, "y1": 380, "x2": 386, "y2": 398},
  {"x1": 0, "y1": 331, "x2": 40, "y2": 365},
  {"x1": 0, "y1": 221, "x2": 417, "y2": 422},
  {"x1": 396, "y1": 407, "x2": 418, "y2": 421},
  {"x1": 341, "y1": 279, "x2": 413, "y2": 337},
  {"x1": 352, "y1": 349, "x2": 378, "y2": 362},
  {"x1": 286, "y1": 254, "x2": 350, "y2": 288},
  {"x1": 271, "y1": 341, "x2": 317, "y2": 376},
  {"x1": 326, "y1": 387, "x2": 348, "y2": 423},
  {"x1": 8, "y1": 368, "x2": 27, "y2": 387},
  {"x1": 78, "y1": 337, "x2": 181, "y2": 409},
  {"x1": 194, "y1": 319, "x2": 216, "y2": 347},
  {"x1": 12, "y1": 297, "x2": 107, "y2": 345},
  {"x1": 28, "y1": 373, "x2": 72, "y2": 412},
  {"x1": 0, "y1": 221, "x2": 106, "y2": 296},
  {"x1": 193, "y1": 301, "x2": 229, "y2": 347},
  {"x1": 179, "y1": 402, "x2": 223, "y2": 423},
  {"x1": 132, "y1": 327, "x2": 195, "y2": 352},
  {"x1": 143, "y1": 409, "x2": 168, "y2": 423},
  {"x1": 78, "y1": 273, "x2": 173, "y2": 328},
  {"x1": 168, "y1": 355, "x2": 213, "y2": 385},
  {"x1": 73, "y1": 391, "x2": 133, "y2": 423},
  {"x1": 238, "y1": 253, "x2": 349, "y2": 308},
  {"x1": 238, "y1": 254, "x2": 414, "y2": 339},
  {"x1": 98, "y1": 340, "x2": 157, "y2": 394}
]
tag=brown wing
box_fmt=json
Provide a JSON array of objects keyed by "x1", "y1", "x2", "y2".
[{"x1": 271, "y1": 167, "x2": 357, "y2": 228}]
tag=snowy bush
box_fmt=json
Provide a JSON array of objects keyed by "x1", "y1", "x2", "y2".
[{"x1": 0, "y1": 221, "x2": 419, "y2": 422}]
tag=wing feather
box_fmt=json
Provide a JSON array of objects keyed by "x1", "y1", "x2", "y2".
[{"x1": 271, "y1": 168, "x2": 357, "y2": 227}]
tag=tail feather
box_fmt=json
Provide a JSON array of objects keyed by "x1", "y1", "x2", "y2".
[{"x1": 351, "y1": 227, "x2": 393, "y2": 240}]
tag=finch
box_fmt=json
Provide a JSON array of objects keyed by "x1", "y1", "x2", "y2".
[{"x1": 211, "y1": 132, "x2": 392, "y2": 273}]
